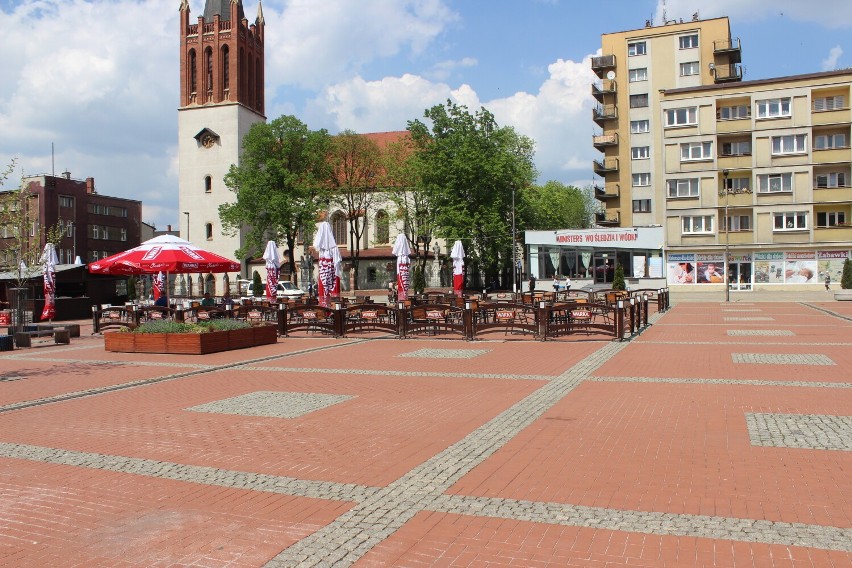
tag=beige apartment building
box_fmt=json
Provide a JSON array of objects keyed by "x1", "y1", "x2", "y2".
[
  {"x1": 589, "y1": 16, "x2": 851, "y2": 290},
  {"x1": 660, "y1": 70, "x2": 852, "y2": 289}
]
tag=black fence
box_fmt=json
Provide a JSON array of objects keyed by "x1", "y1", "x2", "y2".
[{"x1": 92, "y1": 288, "x2": 671, "y2": 341}]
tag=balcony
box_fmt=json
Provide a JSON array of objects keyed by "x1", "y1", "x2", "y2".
[
  {"x1": 713, "y1": 37, "x2": 742, "y2": 63},
  {"x1": 713, "y1": 64, "x2": 742, "y2": 83},
  {"x1": 591, "y1": 79, "x2": 617, "y2": 101},
  {"x1": 592, "y1": 104, "x2": 618, "y2": 126},
  {"x1": 592, "y1": 133, "x2": 618, "y2": 150},
  {"x1": 592, "y1": 157, "x2": 619, "y2": 176},
  {"x1": 591, "y1": 54, "x2": 616, "y2": 74},
  {"x1": 594, "y1": 183, "x2": 620, "y2": 201},
  {"x1": 595, "y1": 210, "x2": 620, "y2": 226}
]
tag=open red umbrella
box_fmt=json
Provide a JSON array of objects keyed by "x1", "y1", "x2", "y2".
[
  {"x1": 89, "y1": 236, "x2": 240, "y2": 275},
  {"x1": 89, "y1": 236, "x2": 240, "y2": 303}
]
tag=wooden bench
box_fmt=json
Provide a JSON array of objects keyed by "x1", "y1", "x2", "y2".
[{"x1": 14, "y1": 327, "x2": 70, "y2": 347}]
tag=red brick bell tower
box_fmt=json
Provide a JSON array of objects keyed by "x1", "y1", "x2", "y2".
[{"x1": 178, "y1": 0, "x2": 264, "y2": 114}]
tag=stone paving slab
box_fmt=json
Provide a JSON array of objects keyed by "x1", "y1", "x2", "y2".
[
  {"x1": 250, "y1": 338, "x2": 607, "y2": 377},
  {"x1": 0, "y1": 457, "x2": 350, "y2": 567},
  {"x1": 0, "y1": 368, "x2": 544, "y2": 487},
  {"x1": 447, "y1": 381, "x2": 852, "y2": 528},
  {"x1": 592, "y1": 342, "x2": 852, "y2": 383}
]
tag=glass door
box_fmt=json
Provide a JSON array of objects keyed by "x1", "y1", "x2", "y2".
[
  {"x1": 594, "y1": 254, "x2": 615, "y2": 284},
  {"x1": 728, "y1": 262, "x2": 752, "y2": 291}
]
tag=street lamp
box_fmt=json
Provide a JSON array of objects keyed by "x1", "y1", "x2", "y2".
[
  {"x1": 719, "y1": 169, "x2": 752, "y2": 302},
  {"x1": 511, "y1": 185, "x2": 517, "y2": 293},
  {"x1": 183, "y1": 211, "x2": 189, "y2": 241}
]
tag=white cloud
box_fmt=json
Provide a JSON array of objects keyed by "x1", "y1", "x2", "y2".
[
  {"x1": 426, "y1": 57, "x2": 478, "y2": 82},
  {"x1": 654, "y1": 0, "x2": 852, "y2": 28},
  {"x1": 822, "y1": 46, "x2": 844, "y2": 71},
  {"x1": 264, "y1": 0, "x2": 458, "y2": 91}
]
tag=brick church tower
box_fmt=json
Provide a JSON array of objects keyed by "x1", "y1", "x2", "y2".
[{"x1": 177, "y1": 0, "x2": 265, "y2": 293}]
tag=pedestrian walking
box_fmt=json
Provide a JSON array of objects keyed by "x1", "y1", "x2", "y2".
[{"x1": 825, "y1": 273, "x2": 831, "y2": 291}]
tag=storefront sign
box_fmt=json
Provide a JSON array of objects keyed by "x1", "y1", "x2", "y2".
[
  {"x1": 818, "y1": 250, "x2": 850, "y2": 260},
  {"x1": 786, "y1": 251, "x2": 816, "y2": 260},
  {"x1": 545, "y1": 226, "x2": 664, "y2": 250},
  {"x1": 754, "y1": 252, "x2": 784, "y2": 261}
]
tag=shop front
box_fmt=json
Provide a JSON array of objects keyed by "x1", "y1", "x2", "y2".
[
  {"x1": 525, "y1": 227, "x2": 666, "y2": 288},
  {"x1": 665, "y1": 249, "x2": 850, "y2": 289}
]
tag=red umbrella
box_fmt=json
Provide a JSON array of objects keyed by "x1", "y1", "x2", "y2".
[
  {"x1": 392, "y1": 234, "x2": 411, "y2": 301},
  {"x1": 312, "y1": 222, "x2": 340, "y2": 307},
  {"x1": 88, "y1": 235, "x2": 240, "y2": 276}
]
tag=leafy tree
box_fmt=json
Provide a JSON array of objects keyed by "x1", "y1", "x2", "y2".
[
  {"x1": 612, "y1": 263, "x2": 626, "y2": 291},
  {"x1": 0, "y1": 160, "x2": 64, "y2": 288},
  {"x1": 328, "y1": 130, "x2": 383, "y2": 289},
  {"x1": 382, "y1": 135, "x2": 436, "y2": 273},
  {"x1": 408, "y1": 100, "x2": 536, "y2": 286},
  {"x1": 518, "y1": 180, "x2": 592, "y2": 230},
  {"x1": 842, "y1": 258, "x2": 852, "y2": 289},
  {"x1": 221, "y1": 115, "x2": 332, "y2": 282},
  {"x1": 411, "y1": 265, "x2": 426, "y2": 295}
]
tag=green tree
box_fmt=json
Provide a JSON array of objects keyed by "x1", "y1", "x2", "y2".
[
  {"x1": 408, "y1": 100, "x2": 536, "y2": 285},
  {"x1": 0, "y1": 160, "x2": 64, "y2": 288},
  {"x1": 328, "y1": 130, "x2": 383, "y2": 289},
  {"x1": 841, "y1": 258, "x2": 852, "y2": 289},
  {"x1": 518, "y1": 180, "x2": 592, "y2": 230},
  {"x1": 221, "y1": 115, "x2": 332, "y2": 282}
]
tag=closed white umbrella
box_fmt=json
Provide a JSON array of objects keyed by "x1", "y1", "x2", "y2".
[
  {"x1": 262, "y1": 240, "x2": 280, "y2": 303},
  {"x1": 40, "y1": 243, "x2": 59, "y2": 321},
  {"x1": 313, "y1": 222, "x2": 340, "y2": 307},
  {"x1": 450, "y1": 240, "x2": 465, "y2": 297},
  {"x1": 392, "y1": 234, "x2": 412, "y2": 301}
]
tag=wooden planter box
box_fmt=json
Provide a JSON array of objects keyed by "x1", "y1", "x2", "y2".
[{"x1": 104, "y1": 325, "x2": 278, "y2": 354}]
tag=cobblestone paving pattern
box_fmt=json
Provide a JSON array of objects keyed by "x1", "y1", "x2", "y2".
[
  {"x1": 745, "y1": 413, "x2": 852, "y2": 451},
  {"x1": 732, "y1": 353, "x2": 836, "y2": 365},
  {"x1": 187, "y1": 391, "x2": 357, "y2": 419},
  {"x1": 727, "y1": 329, "x2": 796, "y2": 336}
]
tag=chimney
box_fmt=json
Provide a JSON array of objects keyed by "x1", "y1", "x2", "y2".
[
  {"x1": 62, "y1": 170, "x2": 71, "y2": 179},
  {"x1": 167, "y1": 225, "x2": 172, "y2": 231},
  {"x1": 85, "y1": 177, "x2": 95, "y2": 194}
]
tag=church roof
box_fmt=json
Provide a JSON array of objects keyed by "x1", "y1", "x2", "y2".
[{"x1": 203, "y1": 0, "x2": 245, "y2": 22}]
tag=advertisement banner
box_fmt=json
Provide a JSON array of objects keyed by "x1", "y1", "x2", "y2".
[
  {"x1": 784, "y1": 259, "x2": 817, "y2": 284},
  {"x1": 666, "y1": 254, "x2": 695, "y2": 285},
  {"x1": 696, "y1": 261, "x2": 725, "y2": 284}
]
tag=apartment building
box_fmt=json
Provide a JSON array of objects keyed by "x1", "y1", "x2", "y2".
[{"x1": 660, "y1": 70, "x2": 852, "y2": 289}]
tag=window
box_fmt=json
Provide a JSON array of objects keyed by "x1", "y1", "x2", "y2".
[
  {"x1": 221, "y1": 45, "x2": 229, "y2": 92},
  {"x1": 628, "y1": 68, "x2": 647, "y2": 82},
  {"x1": 59, "y1": 196, "x2": 74, "y2": 208},
  {"x1": 757, "y1": 173, "x2": 793, "y2": 193},
  {"x1": 718, "y1": 105, "x2": 750, "y2": 120},
  {"x1": 189, "y1": 50, "x2": 197, "y2": 95},
  {"x1": 756, "y1": 97, "x2": 791, "y2": 119},
  {"x1": 815, "y1": 172, "x2": 847, "y2": 188},
  {"x1": 679, "y1": 34, "x2": 698, "y2": 49},
  {"x1": 331, "y1": 211, "x2": 347, "y2": 245},
  {"x1": 813, "y1": 95, "x2": 845, "y2": 111},
  {"x1": 204, "y1": 175, "x2": 212, "y2": 193},
  {"x1": 773, "y1": 212, "x2": 807, "y2": 231},
  {"x1": 723, "y1": 177, "x2": 751, "y2": 192},
  {"x1": 375, "y1": 210, "x2": 389, "y2": 244},
  {"x1": 630, "y1": 94, "x2": 649, "y2": 108},
  {"x1": 65, "y1": 222, "x2": 73, "y2": 237},
  {"x1": 632, "y1": 173, "x2": 651, "y2": 187},
  {"x1": 632, "y1": 199, "x2": 652, "y2": 213},
  {"x1": 816, "y1": 211, "x2": 847, "y2": 227},
  {"x1": 680, "y1": 61, "x2": 699, "y2": 76},
  {"x1": 682, "y1": 215, "x2": 714, "y2": 234},
  {"x1": 631, "y1": 146, "x2": 650, "y2": 159},
  {"x1": 29, "y1": 222, "x2": 35, "y2": 237},
  {"x1": 630, "y1": 120, "x2": 650, "y2": 134},
  {"x1": 720, "y1": 140, "x2": 752, "y2": 156},
  {"x1": 205, "y1": 223, "x2": 213, "y2": 240},
  {"x1": 205, "y1": 47, "x2": 213, "y2": 96},
  {"x1": 665, "y1": 107, "x2": 698, "y2": 127},
  {"x1": 680, "y1": 141, "x2": 713, "y2": 161},
  {"x1": 771, "y1": 134, "x2": 807, "y2": 155},
  {"x1": 667, "y1": 178, "x2": 699, "y2": 198},
  {"x1": 723, "y1": 215, "x2": 751, "y2": 231},
  {"x1": 814, "y1": 133, "x2": 847, "y2": 149},
  {"x1": 628, "y1": 41, "x2": 646, "y2": 56},
  {"x1": 120, "y1": 228, "x2": 127, "y2": 242}
]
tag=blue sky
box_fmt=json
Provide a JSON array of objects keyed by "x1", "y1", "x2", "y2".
[{"x1": 1, "y1": 0, "x2": 850, "y2": 231}]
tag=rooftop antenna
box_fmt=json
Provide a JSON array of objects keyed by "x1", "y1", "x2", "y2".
[{"x1": 661, "y1": 0, "x2": 666, "y2": 25}]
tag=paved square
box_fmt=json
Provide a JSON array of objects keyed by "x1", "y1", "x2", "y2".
[{"x1": 1, "y1": 303, "x2": 850, "y2": 567}]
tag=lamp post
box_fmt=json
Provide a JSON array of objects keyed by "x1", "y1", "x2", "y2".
[
  {"x1": 183, "y1": 211, "x2": 189, "y2": 241},
  {"x1": 719, "y1": 169, "x2": 752, "y2": 302},
  {"x1": 511, "y1": 185, "x2": 517, "y2": 293}
]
